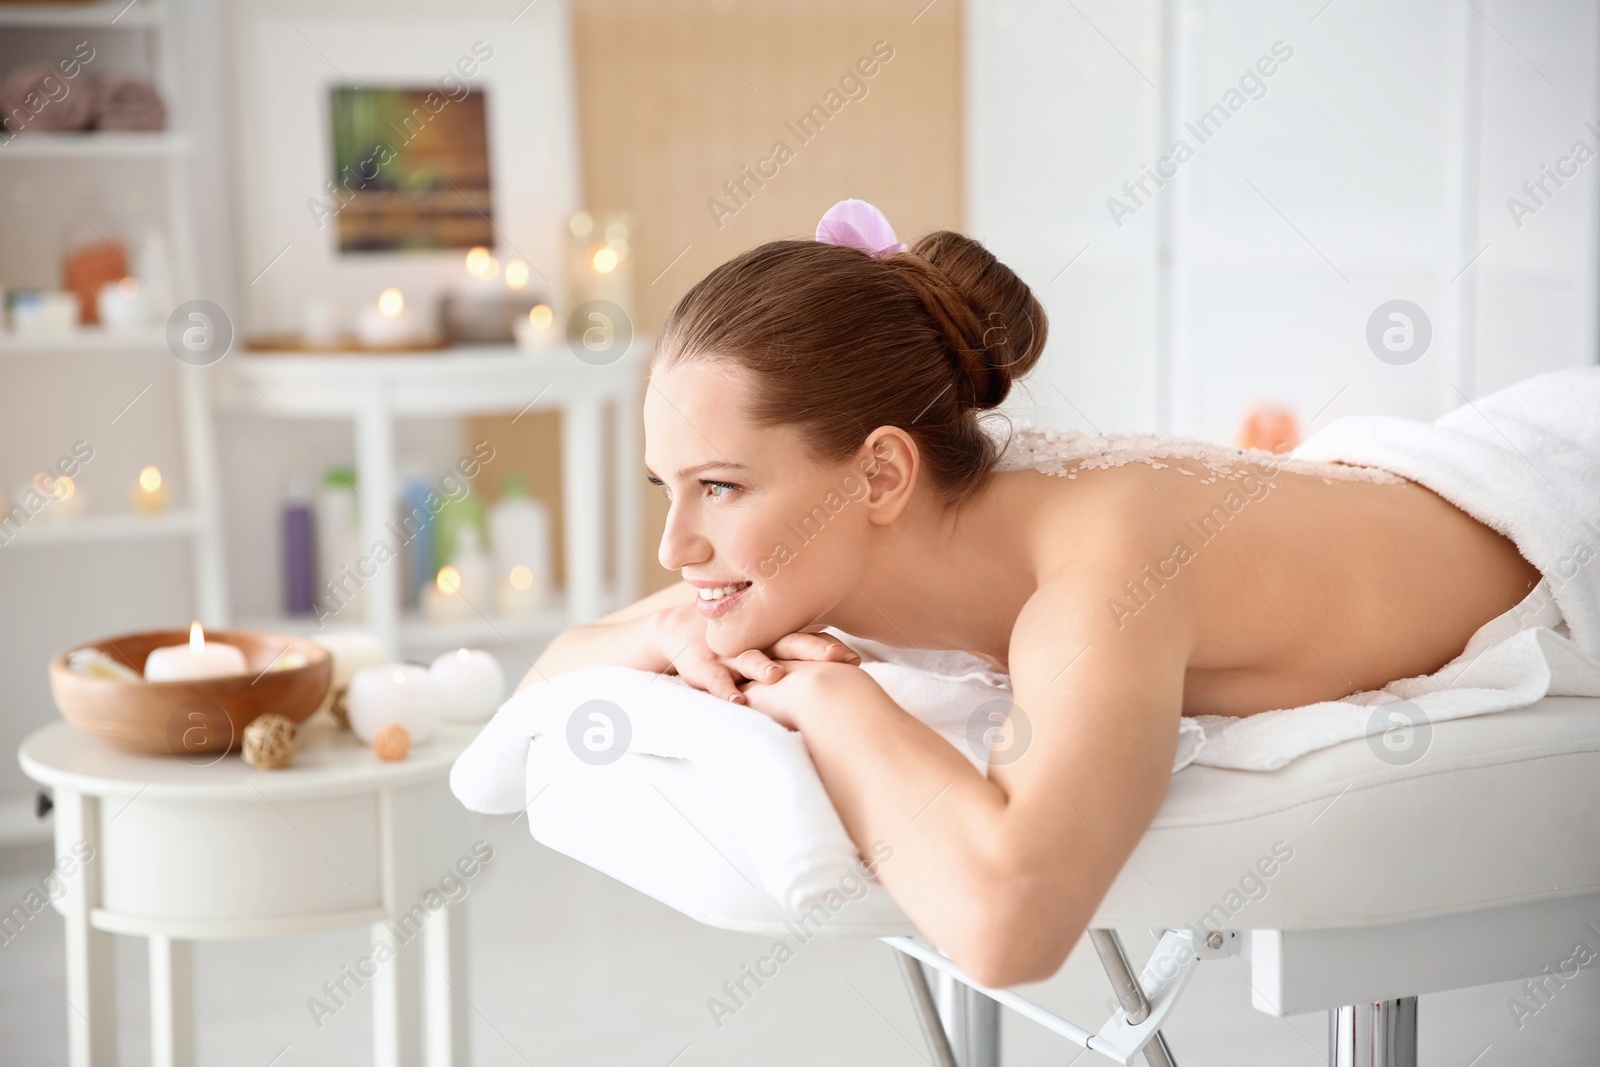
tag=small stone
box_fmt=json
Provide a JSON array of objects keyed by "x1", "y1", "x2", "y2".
[
  {"x1": 372, "y1": 722, "x2": 411, "y2": 761},
  {"x1": 242, "y1": 714, "x2": 298, "y2": 770}
]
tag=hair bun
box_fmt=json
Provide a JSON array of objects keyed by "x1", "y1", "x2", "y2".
[{"x1": 888, "y1": 231, "x2": 1048, "y2": 409}]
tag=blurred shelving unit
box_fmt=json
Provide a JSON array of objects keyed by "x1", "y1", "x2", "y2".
[
  {"x1": 0, "y1": 0, "x2": 227, "y2": 848},
  {"x1": 216, "y1": 341, "x2": 645, "y2": 659}
]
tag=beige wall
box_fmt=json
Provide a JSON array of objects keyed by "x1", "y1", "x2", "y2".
[{"x1": 471, "y1": 0, "x2": 963, "y2": 600}]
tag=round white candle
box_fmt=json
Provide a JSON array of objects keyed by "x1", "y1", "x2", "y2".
[
  {"x1": 308, "y1": 631, "x2": 389, "y2": 718},
  {"x1": 428, "y1": 648, "x2": 505, "y2": 722},
  {"x1": 144, "y1": 621, "x2": 248, "y2": 682},
  {"x1": 347, "y1": 663, "x2": 440, "y2": 745}
]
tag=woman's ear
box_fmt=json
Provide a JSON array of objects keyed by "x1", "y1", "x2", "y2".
[{"x1": 856, "y1": 427, "x2": 919, "y2": 523}]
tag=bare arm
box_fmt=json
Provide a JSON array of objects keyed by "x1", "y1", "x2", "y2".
[
  {"x1": 516, "y1": 581, "x2": 697, "y2": 692},
  {"x1": 743, "y1": 572, "x2": 1190, "y2": 988},
  {"x1": 517, "y1": 581, "x2": 861, "y2": 697}
]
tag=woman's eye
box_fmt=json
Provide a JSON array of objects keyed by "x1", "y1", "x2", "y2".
[{"x1": 705, "y1": 481, "x2": 739, "y2": 499}]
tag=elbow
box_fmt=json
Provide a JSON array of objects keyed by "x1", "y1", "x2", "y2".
[{"x1": 943, "y1": 881, "x2": 1080, "y2": 990}]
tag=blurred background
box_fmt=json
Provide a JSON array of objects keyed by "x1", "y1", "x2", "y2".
[{"x1": 1, "y1": 0, "x2": 1597, "y2": 1063}]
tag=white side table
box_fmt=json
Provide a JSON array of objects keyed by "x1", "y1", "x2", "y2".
[{"x1": 19, "y1": 717, "x2": 481, "y2": 1067}]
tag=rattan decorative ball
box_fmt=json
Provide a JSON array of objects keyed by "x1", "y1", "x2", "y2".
[
  {"x1": 372, "y1": 722, "x2": 411, "y2": 762},
  {"x1": 242, "y1": 713, "x2": 298, "y2": 770}
]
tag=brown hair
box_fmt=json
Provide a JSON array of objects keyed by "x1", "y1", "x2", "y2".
[{"x1": 653, "y1": 230, "x2": 1049, "y2": 509}]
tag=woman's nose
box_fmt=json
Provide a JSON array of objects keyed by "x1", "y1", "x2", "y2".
[{"x1": 657, "y1": 504, "x2": 708, "y2": 572}]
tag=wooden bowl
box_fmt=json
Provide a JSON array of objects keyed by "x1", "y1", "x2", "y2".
[{"x1": 48, "y1": 630, "x2": 333, "y2": 756}]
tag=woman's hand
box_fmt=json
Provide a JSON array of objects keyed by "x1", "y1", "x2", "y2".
[
  {"x1": 736, "y1": 657, "x2": 882, "y2": 731},
  {"x1": 649, "y1": 602, "x2": 862, "y2": 704}
]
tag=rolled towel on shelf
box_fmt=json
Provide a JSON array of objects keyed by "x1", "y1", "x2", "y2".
[
  {"x1": 0, "y1": 62, "x2": 97, "y2": 133},
  {"x1": 95, "y1": 80, "x2": 167, "y2": 132}
]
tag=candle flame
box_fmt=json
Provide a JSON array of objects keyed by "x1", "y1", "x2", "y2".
[
  {"x1": 504, "y1": 260, "x2": 530, "y2": 290},
  {"x1": 436, "y1": 565, "x2": 462, "y2": 594},
  {"x1": 189, "y1": 620, "x2": 205, "y2": 653},
  {"x1": 378, "y1": 288, "x2": 405, "y2": 316},
  {"x1": 528, "y1": 305, "x2": 553, "y2": 330},
  {"x1": 465, "y1": 246, "x2": 491, "y2": 275},
  {"x1": 592, "y1": 246, "x2": 619, "y2": 274},
  {"x1": 139, "y1": 465, "x2": 162, "y2": 492},
  {"x1": 509, "y1": 564, "x2": 533, "y2": 590}
]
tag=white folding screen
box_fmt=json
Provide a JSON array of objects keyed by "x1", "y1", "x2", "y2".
[{"x1": 969, "y1": 0, "x2": 1600, "y2": 439}]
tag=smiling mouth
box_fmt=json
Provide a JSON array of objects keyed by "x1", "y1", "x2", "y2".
[{"x1": 696, "y1": 580, "x2": 752, "y2": 602}]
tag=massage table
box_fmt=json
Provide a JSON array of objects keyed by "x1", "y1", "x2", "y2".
[{"x1": 488, "y1": 691, "x2": 1600, "y2": 1067}]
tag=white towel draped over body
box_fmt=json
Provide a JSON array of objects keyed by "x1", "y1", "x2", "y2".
[{"x1": 450, "y1": 366, "x2": 1600, "y2": 915}]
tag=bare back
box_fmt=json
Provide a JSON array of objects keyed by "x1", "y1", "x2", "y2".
[{"x1": 1004, "y1": 453, "x2": 1541, "y2": 718}]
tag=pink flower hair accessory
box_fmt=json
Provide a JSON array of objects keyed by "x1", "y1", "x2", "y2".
[{"x1": 815, "y1": 198, "x2": 907, "y2": 258}]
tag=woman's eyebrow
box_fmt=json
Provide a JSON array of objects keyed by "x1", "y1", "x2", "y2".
[{"x1": 644, "y1": 460, "x2": 753, "y2": 480}]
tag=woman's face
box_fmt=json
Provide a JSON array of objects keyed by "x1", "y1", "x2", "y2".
[{"x1": 643, "y1": 359, "x2": 883, "y2": 658}]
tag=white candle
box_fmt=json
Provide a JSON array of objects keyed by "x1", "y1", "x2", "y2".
[
  {"x1": 131, "y1": 465, "x2": 167, "y2": 514},
  {"x1": 308, "y1": 631, "x2": 389, "y2": 719},
  {"x1": 512, "y1": 304, "x2": 557, "y2": 352},
  {"x1": 428, "y1": 647, "x2": 505, "y2": 722},
  {"x1": 144, "y1": 621, "x2": 248, "y2": 682},
  {"x1": 347, "y1": 663, "x2": 440, "y2": 745},
  {"x1": 96, "y1": 277, "x2": 153, "y2": 333},
  {"x1": 355, "y1": 288, "x2": 419, "y2": 348}
]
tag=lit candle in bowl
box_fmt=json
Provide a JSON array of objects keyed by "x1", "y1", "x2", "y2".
[
  {"x1": 346, "y1": 663, "x2": 440, "y2": 745},
  {"x1": 143, "y1": 621, "x2": 248, "y2": 682},
  {"x1": 131, "y1": 465, "x2": 167, "y2": 513},
  {"x1": 428, "y1": 647, "x2": 505, "y2": 722},
  {"x1": 355, "y1": 288, "x2": 418, "y2": 348}
]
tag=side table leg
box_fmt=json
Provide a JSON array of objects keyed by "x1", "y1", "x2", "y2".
[
  {"x1": 149, "y1": 935, "x2": 195, "y2": 1067},
  {"x1": 56, "y1": 790, "x2": 118, "y2": 1067},
  {"x1": 424, "y1": 900, "x2": 471, "y2": 1067},
  {"x1": 371, "y1": 919, "x2": 424, "y2": 1067}
]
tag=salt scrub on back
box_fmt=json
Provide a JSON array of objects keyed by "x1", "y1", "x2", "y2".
[{"x1": 991, "y1": 423, "x2": 1402, "y2": 486}]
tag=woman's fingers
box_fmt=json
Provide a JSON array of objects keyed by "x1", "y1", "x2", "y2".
[
  {"x1": 767, "y1": 631, "x2": 862, "y2": 664},
  {"x1": 676, "y1": 654, "x2": 748, "y2": 704},
  {"x1": 728, "y1": 648, "x2": 786, "y2": 684}
]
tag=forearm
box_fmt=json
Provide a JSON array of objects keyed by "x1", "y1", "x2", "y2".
[
  {"x1": 520, "y1": 614, "x2": 667, "y2": 691},
  {"x1": 795, "y1": 682, "x2": 1014, "y2": 972}
]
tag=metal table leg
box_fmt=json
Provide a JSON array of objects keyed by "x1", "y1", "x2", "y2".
[{"x1": 1328, "y1": 999, "x2": 1418, "y2": 1067}]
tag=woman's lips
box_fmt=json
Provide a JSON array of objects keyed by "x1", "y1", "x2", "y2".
[{"x1": 695, "y1": 581, "x2": 752, "y2": 620}]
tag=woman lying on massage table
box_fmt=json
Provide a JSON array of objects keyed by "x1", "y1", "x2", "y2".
[{"x1": 515, "y1": 200, "x2": 1539, "y2": 990}]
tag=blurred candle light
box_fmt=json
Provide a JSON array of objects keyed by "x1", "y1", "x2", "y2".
[
  {"x1": 33, "y1": 471, "x2": 85, "y2": 523},
  {"x1": 421, "y1": 564, "x2": 474, "y2": 622},
  {"x1": 513, "y1": 303, "x2": 557, "y2": 352},
  {"x1": 591, "y1": 246, "x2": 619, "y2": 275},
  {"x1": 504, "y1": 260, "x2": 530, "y2": 290},
  {"x1": 465, "y1": 245, "x2": 491, "y2": 275},
  {"x1": 132, "y1": 464, "x2": 168, "y2": 513},
  {"x1": 356, "y1": 287, "x2": 418, "y2": 348}
]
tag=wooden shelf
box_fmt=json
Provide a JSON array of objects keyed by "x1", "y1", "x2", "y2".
[
  {"x1": 2, "y1": 509, "x2": 203, "y2": 548},
  {"x1": 0, "y1": 131, "x2": 188, "y2": 160},
  {"x1": 0, "y1": 0, "x2": 161, "y2": 27}
]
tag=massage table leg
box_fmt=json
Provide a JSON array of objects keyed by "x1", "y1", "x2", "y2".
[
  {"x1": 1327, "y1": 998, "x2": 1418, "y2": 1067},
  {"x1": 932, "y1": 969, "x2": 1001, "y2": 1067},
  {"x1": 896, "y1": 953, "x2": 959, "y2": 1067}
]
